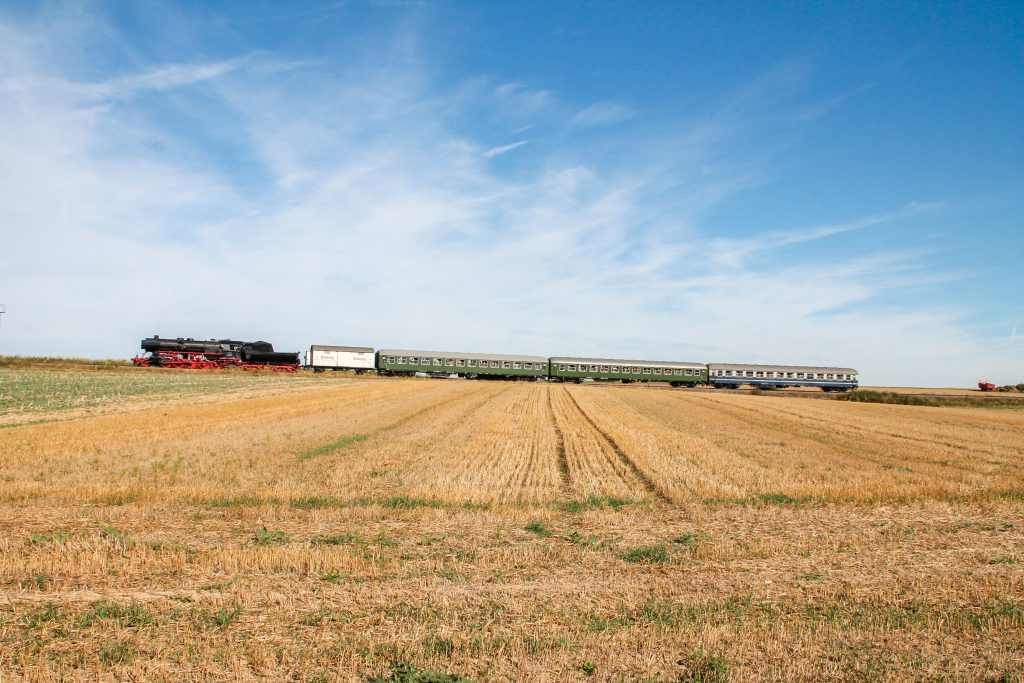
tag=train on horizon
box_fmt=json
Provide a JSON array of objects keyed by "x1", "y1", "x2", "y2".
[{"x1": 133, "y1": 336, "x2": 859, "y2": 391}]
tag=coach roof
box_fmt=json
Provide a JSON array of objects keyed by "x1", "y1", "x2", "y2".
[
  {"x1": 709, "y1": 363, "x2": 857, "y2": 374},
  {"x1": 550, "y1": 357, "x2": 705, "y2": 369},
  {"x1": 377, "y1": 349, "x2": 547, "y2": 363}
]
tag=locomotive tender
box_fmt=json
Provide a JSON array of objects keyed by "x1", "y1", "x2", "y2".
[{"x1": 135, "y1": 336, "x2": 859, "y2": 389}]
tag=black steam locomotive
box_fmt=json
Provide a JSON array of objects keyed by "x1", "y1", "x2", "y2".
[{"x1": 133, "y1": 336, "x2": 300, "y2": 371}]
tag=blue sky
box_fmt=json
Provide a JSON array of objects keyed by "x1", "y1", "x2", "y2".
[{"x1": 0, "y1": 1, "x2": 1021, "y2": 386}]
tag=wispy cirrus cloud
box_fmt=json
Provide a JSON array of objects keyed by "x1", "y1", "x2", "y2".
[
  {"x1": 570, "y1": 101, "x2": 634, "y2": 127},
  {"x1": 483, "y1": 140, "x2": 528, "y2": 158}
]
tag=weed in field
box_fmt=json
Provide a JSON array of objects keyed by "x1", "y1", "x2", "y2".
[
  {"x1": 578, "y1": 661, "x2": 597, "y2": 676},
  {"x1": 201, "y1": 606, "x2": 242, "y2": 629},
  {"x1": 101, "y1": 525, "x2": 130, "y2": 547},
  {"x1": 291, "y1": 496, "x2": 341, "y2": 510},
  {"x1": 379, "y1": 496, "x2": 442, "y2": 510},
  {"x1": 320, "y1": 572, "x2": 346, "y2": 583},
  {"x1": 15, "y1": 573, "x2": 51, "y2": 590},
  {"x1": 98, "y1": 641, "x2": 136, "y2": 664},
  {"x1": 424, "y1": 635, "x2": 455, "y2": 656},
  {"x1": 23, "y1": 604, "x2": 61, "y2": 628},
  {"x1": 564, "y1": 530, "x2": 603, "y2": 548},
  {"x1": 524, "y1": 520, "x2": 551, "y2": 537},
  {"x1": 367, "y1": 661, "x2": 474, "y2": 683},
  {"x1": 78, "y1": 602, "x2": 154, "y2": 628},
  {"x1": 29, "y1": 532, "x2": 67, "y2": 544},
  {"x1": 752, "y1": 493, "x2": 811, "y2": 506},
  {"x1": 559, "y1": 496, "x2": 634, "y2": 512},
  {"x1": 621, "y1": 544, "x2": 669, "y2": 564},
  {"x1": 205, "y1": 495, "x2": 271, "y2": 508},
  {"x1": 678, "y1": 652, "x2": 729, "y2": 682},
  {"x1": 311, "y1": 533, "x2": 362, "y2": 546},
  {"x1": 673, "y1": 532, "x2": 699, "y2": 547},
  {"x1": 252, "y1": 528, "x2": 290, "y2": 546}
]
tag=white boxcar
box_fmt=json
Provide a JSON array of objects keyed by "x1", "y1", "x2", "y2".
[{"x1": 305, "y1": 345, "x2": 376, "y2": 372}]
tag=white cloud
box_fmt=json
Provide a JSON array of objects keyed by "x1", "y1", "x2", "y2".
[
  {"x1": 483, "y1": 140, "x2": 528, "y2": 158},
  {"x1": 570, "y1": 101, "x2": 634, "y2": 127},
  {"x1": 0, "y1": 9, "x2": 1019, "y2": 388}
]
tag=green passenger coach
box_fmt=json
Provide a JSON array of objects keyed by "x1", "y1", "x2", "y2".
[
  {"x1": 376, "y1": 349, "x2": 548, "y2": 379},
  {"x1": 548, "y1": 357, "x2": 707, "y2": 385}
]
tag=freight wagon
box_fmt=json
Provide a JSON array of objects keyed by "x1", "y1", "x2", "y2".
[{"x1": 305, "y1": 345, "x2": 375, "y2": 373}]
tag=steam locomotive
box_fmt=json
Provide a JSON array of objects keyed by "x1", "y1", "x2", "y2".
[{"x1": 132, "y1": 336, "x2": 300, "y2": 371}]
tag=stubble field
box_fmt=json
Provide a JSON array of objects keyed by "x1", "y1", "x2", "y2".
[{"x1": 0, "y1": 368, "x2": 1021, "y2": 681}]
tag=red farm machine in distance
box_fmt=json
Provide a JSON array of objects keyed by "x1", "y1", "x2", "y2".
[
  {"x1": 133, "y1": 336, "x2": 300, "y2": 371},
  {"x1": 978, "y1": 380, "x2": 997, "y2": 391}
]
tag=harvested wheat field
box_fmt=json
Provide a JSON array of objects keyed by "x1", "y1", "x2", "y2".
[{"x1": 0, "y1": 369, "x2": 1022, "y2": 682}]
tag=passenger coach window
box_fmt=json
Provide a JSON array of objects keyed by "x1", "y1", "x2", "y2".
[
  {"x1": 433, "y1": 359, "x2": 442, "y2": 366},
  {"x1": 467, "y1": 360, "x2": 476, "y2": 367},
  {"x1": 558, "y1": 364, "x2": 566, "y2": 371},
  {"x1": 643, "y1": 368, "x2": 651, "y2": 374},
  {"x1": 490, "y1": 361, "x2": 499, "y2": 368},
  {"x1": 523, "y1": 362, "x2": 532, "y2": 370},
  {"x1": 388, "y1": 356, "x2": 396, "y2": 364},
  {"x1": 610, "y1": 366, "x2": 619, "y2": 373},
  {"x1": 445, "y1": 359, "x2": 454, "y2": 366},
  {"x1": 567, "y1": 365, "x2": 577, "y2": 371}
]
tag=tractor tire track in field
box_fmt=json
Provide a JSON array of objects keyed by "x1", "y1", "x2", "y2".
[
  {"x1": 562, "y1": 387, "x2": 671, "y2": 504},
  {"x1": 545, "y1": 385, "x2": 573, "y2": 497}
]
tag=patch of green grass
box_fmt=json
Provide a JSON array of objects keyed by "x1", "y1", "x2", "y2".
[
  {"x1": 290, "y1": 496, "x2": 343, "y2": 510},
  {"x1": 98, "y1": 641, "x2": 136, "y2": 665},
  {"x1": 673, "y1": 532, "x2": 699, "y2": 547},
  {"x1": 14, "y1": 573, "x2": 51, "y2": 590},
  {"x1": 298, "y1": 433, "x2": 370, "y2": 460},
  {"x1": 989, "y1": 555, "x2": 1018, "y2": 565},
  {"x1": 252, "y1": 528, "x2": 290, "y2": 546},
  {"x1": 524, "y1": 520, "x2": 552, "y2": 537},
  {"x1": 621, "y1": 544, "x2": 669, "y2": 564},
  {"x1": 423, "y1": 635, "x2": 456, "y2": 656},
  {"x1": 300, "y1": 609, "x2": 330, "y2": 626},
  {"x1": 77, "y1": 602, "x2": 154, "y2": 628},
  {"x1": 379, "y1": 496, "x2": 442, "y2": 510},
  {"x1": 367, "y1": 661, "x2": 474, "y2": 683},
  {"x1": 201, "y1": 605, "x2": 242, "y2": 629},
  {"x1": 101, "y1": 525, "x2": 130, "y2": 546},
  {"x1": 679, "y1": 652, "x2": 729, "y2": 682},
  {"x1": 751, "y1": 493, "x2": 812, "y2": 506},
  {"x1": 319, "y1": 572, "x2": 346, "y2": 583},
  {"x1": 311, "y1": 533, "x2": 363, "y2": 546},
  {"x1": 558, "y1": 495, "x2": 634, "y2": 512},
  {"x1": 29, "y1": 531, "x2": 68, "y2": 544},
  {"x1": 23, "y1": 603, "x2": 62, "y2": 628},
  {"x1": 204, "y1": 495, "x2": 272, "y2": 508},
  {"x1": 578, "y1": 661, "x2": 597, "y2": 676},
  {"x1": 564, "y1": 530, "x2": 603, "y2": 548}
]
